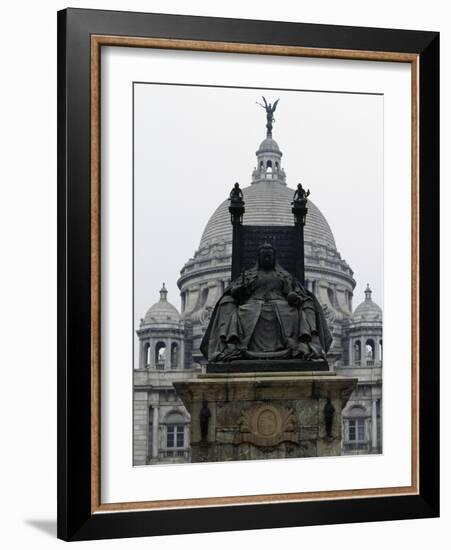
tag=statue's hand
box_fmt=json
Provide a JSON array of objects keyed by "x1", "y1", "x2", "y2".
[{"x1": 287, "y1": 291, "x2": 300, "y2": 306}]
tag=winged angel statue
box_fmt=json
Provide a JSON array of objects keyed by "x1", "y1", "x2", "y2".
[{"x1": 257, "y1": 96, "x2": 280, "y2": 136}]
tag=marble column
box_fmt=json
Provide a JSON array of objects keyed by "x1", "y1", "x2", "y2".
[
  {"x1": 139, "y1": 340, "x2": 145, "y2": 369},
  {"x1": 371, "y1": 399, "x2": 378, "y2": 451},
  {"x1": 375, "y1": 339, "x2": 381, "y2": 362},
  {"x1": 179, "y1": 339, "x2": 184, "y2": 369},
  {"x1": 149, "y1": 338, "x2": 155, "y2": 368},
  {"x1": 165, "y1": 339, "x2": 171, "y2": 370},
  {"x1": 152, "y1": 405, "x2": 159, "y2": 459},
  {"x1": 361, "y1": 337, "x2": 367, "y2": 366},
  {"x1": 348, "y1": 338, "x2": 353, "y2": 366}
]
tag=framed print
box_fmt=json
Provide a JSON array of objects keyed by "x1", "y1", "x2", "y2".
[{"x1": 57, "y1": 8, "x2": 439, "y2": 541}]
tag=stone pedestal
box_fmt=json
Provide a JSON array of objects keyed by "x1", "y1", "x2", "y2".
[{"x1": 174, "y1": 371, "x2": 357, "y2": 462}]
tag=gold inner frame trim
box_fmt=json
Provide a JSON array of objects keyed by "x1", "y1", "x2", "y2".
[{"x1": 90, "y1": 34, "x2": 420, "y2": 514}]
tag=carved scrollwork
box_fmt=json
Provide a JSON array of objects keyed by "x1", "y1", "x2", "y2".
[{"x1": 234, "y1": 403, "x2": 298, "y2": 447}]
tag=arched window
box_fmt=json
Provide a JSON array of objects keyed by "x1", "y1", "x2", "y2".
[
  {"x1": 354, "y1": 340, "x2": 361, "y2": 364},
  {"x1": 327, "y1": 287, "x2": 335, "y2": 306},
  {"x1": 200, "y1": 287, "x2": 209, "y2": 307},
  {"x1": 144, "y1": 342, "x2": 151, "y2": 367},
  {"x1": 366, "y1": 339, "x2": 375, "y2": 365},
  {"x1": 155, "y1": 342, "x2": 166, "y2": 369},
  {"x1": 171, "y1": 343, "x2": 178, "y2": 369},
  {"x1": 379, "y1": 339, "x2": 383, "y2": 361},
  {"x1": 266, "y1": 160, "x2": 273, "y2": 176}
]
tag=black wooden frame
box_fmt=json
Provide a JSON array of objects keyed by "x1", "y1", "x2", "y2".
[{"x1": 57, "y1": 8, "x2": 439, "y2": 541}]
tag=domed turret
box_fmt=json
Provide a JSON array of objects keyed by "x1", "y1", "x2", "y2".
[
  {"x1": 352, "y1": 284, "x2": 382, "y2": 322},
  {"x1": 347, "y1": 284, "x2": 383, "y2": 367},
  {"x1": 137, "y1": 284, "x2": 186, "y2": 371},
  {"x1": 142, "y1": 283, "x2": 181, "y2": 326},
  {"x1": 135, "y1": 284, "x2": 193, "y2": 465}
]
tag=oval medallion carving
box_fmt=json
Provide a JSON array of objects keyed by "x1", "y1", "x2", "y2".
[
  {"x1": 235, "y1": 403, "x2": 298, "y2": 447},
  {"x1": 257, "y1": 409, "x2": 278, "y2": 436}
]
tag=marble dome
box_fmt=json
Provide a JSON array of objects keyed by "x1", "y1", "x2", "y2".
[
  {"x1": 352, "y1": 285, "x2": 382, "y2": 322},
  {"x1": 257, "y1": 136, "x2": 281, "y2": 154},
  {"x1": 142, "y1": 284, "x2": 181, "y2": 326},
  {"x1": 200, "y1": 181, "x2": 336, "y2": 252}
]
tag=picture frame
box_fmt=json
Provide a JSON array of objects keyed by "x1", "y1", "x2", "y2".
[{"x1": 57, "y1": 7, "x2": 439, "y2": 541}]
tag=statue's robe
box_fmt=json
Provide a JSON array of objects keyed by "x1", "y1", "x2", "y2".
[{"x1": 200, "y1": 262, "x2": 332, "y2": 362}]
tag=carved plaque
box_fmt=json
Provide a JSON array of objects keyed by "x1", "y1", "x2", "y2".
[{"x1": 234, "y1": 403, "x2": 298, "y2": 447}]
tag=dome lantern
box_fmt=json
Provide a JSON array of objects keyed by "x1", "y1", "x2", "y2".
[{"x1": 252, "y1": 97, "x2": 286, "y2": 185}]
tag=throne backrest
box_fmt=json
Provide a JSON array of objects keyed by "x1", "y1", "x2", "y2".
[
  {"x1": 229, "y1": 183, "x2": 306, "y2": 284},
  {"x1": 236, "y1": 225, "x2": 297, "y2": 276}
]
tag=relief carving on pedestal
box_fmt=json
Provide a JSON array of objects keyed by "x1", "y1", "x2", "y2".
[{"x1": 234, "y1": 403, "x2": 298, "y2": 447}]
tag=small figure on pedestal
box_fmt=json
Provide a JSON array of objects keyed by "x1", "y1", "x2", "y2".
[
  {"x1": 324, "y1": 396, "x2": 335, "y2": 438},
  {"x1": 199, "y1": 400, "x2": 211, "y2": 444}
]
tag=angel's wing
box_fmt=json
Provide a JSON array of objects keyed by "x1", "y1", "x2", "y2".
[{"x1": 272, "y1": 98, "x2": 280, "y2": 112}]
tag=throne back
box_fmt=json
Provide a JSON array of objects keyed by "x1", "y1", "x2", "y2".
[{"x1": 229, "y1": 186, "x2": 306, "y2": 284}]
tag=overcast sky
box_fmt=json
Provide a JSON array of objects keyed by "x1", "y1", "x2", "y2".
[{"x1": 134, "y1": 83, "x2": 383, "y2": 346}]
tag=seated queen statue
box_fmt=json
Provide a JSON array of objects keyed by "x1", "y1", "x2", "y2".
[{"x1": 200, "y1": 242, "x2": 332, "y2": 363}]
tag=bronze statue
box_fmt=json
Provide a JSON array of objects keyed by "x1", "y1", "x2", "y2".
[
  {"x1": 200, "y1": 242, "x2": 331, "y2": 363},
  {"x1": 257, "y1": 96, "x2": 280, "y2": 137},
  {"x1": 292, "y1": 183, "x2": 310, "y2": 205},
  {"x1": 229, "y1": 182, "x2": 244, "y2": 204}
]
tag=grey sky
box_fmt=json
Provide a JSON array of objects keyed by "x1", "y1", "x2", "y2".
[{"x1": 134, "y1": 83, "x2": 383, "y2": 351}]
